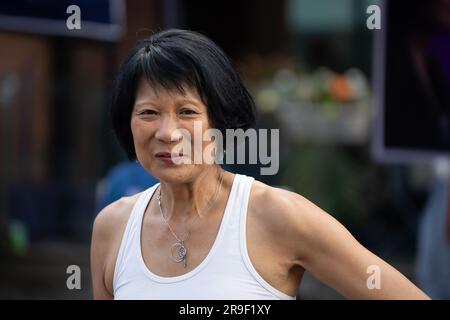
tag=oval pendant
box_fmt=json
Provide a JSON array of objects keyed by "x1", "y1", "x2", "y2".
[{"x1": 171, "y1": 241, "x2": 187, "y2": 263}]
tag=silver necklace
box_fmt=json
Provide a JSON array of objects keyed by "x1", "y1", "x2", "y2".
[{"x1": 156, "y1": 170, "x2": 224, "y2": 267}]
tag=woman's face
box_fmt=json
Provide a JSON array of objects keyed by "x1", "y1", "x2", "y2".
[{"x1": 131, "y1": 76, "x2": 216, "y2": 183}]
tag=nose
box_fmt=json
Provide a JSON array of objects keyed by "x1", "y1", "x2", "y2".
[{"x1": 155, "y1": 114, "x2": 183, "y2": 144}]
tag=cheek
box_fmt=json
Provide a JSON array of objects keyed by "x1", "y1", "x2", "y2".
[
  {"x1": 130, "y1": 121, "x2": 142, "y2": 157},
  {"x1": 193, "y1": 120, "x2": 213, "y2": 145},
  {"x1": 131, "y1": 119, "x2": 152, "y2": 142}
]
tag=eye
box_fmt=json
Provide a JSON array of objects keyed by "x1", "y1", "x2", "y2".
[
  {"x1": 137, "y1": 109, "x2": 157, "y2": 116},
  {"x1": 180, "y1": 109, "x2": 197, "y2": 115}
]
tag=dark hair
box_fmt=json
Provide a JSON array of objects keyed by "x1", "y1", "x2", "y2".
[{"x1": 111, "y1": 29, "x2": 257, "y2": 160}]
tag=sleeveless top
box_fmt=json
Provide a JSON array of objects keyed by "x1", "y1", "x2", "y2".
[{"x1": 113, "y1": 173, "x2": 296, "y2": 300}]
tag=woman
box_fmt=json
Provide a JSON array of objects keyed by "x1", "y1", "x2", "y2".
[{"x1": 91, "y1": 29, "x2": 429, "y2": 300}]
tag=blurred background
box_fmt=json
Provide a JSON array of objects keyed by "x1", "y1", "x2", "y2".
[{"x1": 0, "y1": 0, "x2": 449, "y2": 299}]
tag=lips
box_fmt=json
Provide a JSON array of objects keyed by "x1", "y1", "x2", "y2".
[
  {"x1": 155, "y1": 152, "x2": 184, "y2": 158},
  {"x1": 154, "y1": 152, "x2": 186, "y2": 165}
]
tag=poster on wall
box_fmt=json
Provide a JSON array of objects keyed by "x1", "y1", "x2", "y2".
[{"x1": 372, "y1": 0, "x2": 450, "y2": 163}]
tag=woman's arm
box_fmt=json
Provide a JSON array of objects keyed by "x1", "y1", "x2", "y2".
[
  {"x1": 90, "y1": 195, "x2": 137, "y2": 300},
  {"x1": 90, "y1": 207, "x2": 115, "y2": 299},
  {"x1": 264, "y1": 187, "x2": 430, "y2": 299}
]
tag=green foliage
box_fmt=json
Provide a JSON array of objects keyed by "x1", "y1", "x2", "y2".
[{"x1": 280, "y1": 143, "x2": 370, "y2": 227}]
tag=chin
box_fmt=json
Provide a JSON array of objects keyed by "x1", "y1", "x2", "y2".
[{"x1": 150, "y1": 164, "x2": 199, "y2": 184}]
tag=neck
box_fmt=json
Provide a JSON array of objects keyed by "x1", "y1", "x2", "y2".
[{"x1": 157, "y1": 165, "x2": 224, "y2": 222}]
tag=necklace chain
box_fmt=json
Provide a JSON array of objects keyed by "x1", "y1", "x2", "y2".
[{"x1": 156, "y1": 169, "x2": 224, "y2": 267}]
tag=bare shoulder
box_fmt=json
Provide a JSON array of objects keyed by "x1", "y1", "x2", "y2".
[
  {"x1": 92, "y1": 193, "x2": 141, "y2": 239},
  {"x1": 248, "y1": 179, "x2": 337, "y2": 261},
  {"x1": 248, "y1": 179, "x2": 325, "y2": 235}
]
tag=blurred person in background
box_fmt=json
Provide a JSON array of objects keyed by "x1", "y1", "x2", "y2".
[
  {"x1": 416, "y1": 158, "x2": 450, "y2": 299},
  {"x1": 95, "y1": 161, "x2": 158, "y2": 214}
]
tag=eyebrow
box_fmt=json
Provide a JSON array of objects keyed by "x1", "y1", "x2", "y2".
[
  {"x1": 134, "y1": 98, "x2": 201, "y2": 109},
  {"x1": 133, "y1": 101, "x2": 161, "y2": 109},
  {"x1": 177, "y1": 98, "x2": 201, "y2": 105}
]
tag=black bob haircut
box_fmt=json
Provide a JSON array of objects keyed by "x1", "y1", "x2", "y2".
[{"x1": 111, "y1": 29, "x2": 257, "y2": 161}]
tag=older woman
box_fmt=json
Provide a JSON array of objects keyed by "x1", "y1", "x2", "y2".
[{"x1": 90, "y1": 29, "x2": 429, "y2": 300}]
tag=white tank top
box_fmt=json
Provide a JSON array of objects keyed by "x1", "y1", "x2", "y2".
[{"x1": 113, "y1": 173, "x2": 296, "y2": 300}]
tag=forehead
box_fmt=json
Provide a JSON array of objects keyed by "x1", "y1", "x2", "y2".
[{"x1": 135, "y1": 76, "x2": 203, "y2": 104}]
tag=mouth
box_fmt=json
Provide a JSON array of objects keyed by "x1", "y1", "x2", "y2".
[
  {"x1": 155, "y1": 151, "x2": 186, "y2": 164},
  {"x1": 155, "y1": 152, "x2": 184, "y2": 158}
]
